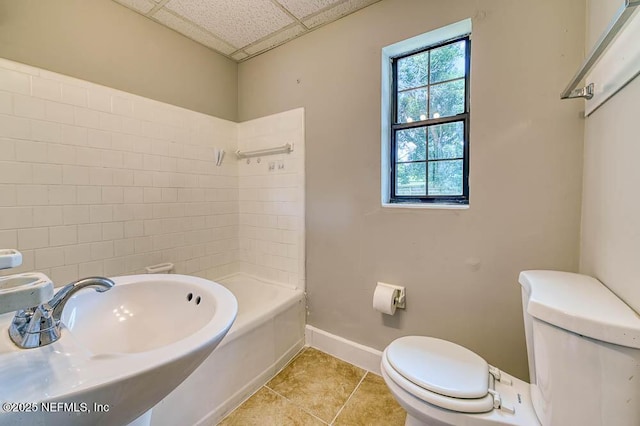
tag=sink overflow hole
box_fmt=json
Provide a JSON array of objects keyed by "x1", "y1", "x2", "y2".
[
  {"x1": 187, "y1": 293, "x2": 193, "y2": 302},
  {"x1": 196, "y1": 296, "x2": 201, "y2": 305}
]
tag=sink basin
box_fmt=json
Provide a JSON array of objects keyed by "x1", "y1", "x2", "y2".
[{"x1": 0, "y1": 274, "x2": 237, "y2": 426}]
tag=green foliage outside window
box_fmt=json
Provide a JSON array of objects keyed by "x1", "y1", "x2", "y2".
[{"x1": 393, "y1": 39, "x2": 468, "y2": 199}]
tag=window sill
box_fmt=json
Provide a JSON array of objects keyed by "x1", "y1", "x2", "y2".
[{"x1": 381, "y1": 202, "x2": 469, "y2": 210}]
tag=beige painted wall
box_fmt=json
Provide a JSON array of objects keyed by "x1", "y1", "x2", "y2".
[
  {"x1": 238, "y1": 0, "x2": 585, "y2": 379},
  {"x1": 580, "y1": 0, "x2": 640, "y2": 313},
  {"x1": 0, "y1": 0, "x2": 237, "y2": 121}
]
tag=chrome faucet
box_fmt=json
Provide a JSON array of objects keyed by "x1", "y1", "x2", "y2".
[{"x1": 9, "y1": 277, "x2": 114, "y2": 349}]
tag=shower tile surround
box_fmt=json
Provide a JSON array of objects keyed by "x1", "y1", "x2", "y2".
[{"x1": 0, "y1": 58, "x2": 305, "y2": 291}]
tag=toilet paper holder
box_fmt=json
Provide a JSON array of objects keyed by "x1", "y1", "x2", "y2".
[{"x1": 378, "y1": 282, "x2": 406, "y2": 309}]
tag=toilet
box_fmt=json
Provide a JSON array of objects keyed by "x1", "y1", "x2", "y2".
[{"x1": 381, "y1": 270, "x2": 640, "y2": 426}]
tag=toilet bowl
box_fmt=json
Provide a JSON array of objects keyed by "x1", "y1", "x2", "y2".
[
  {"x1": 381, "y1": 271, "x2": 640, "y2": 426},
  {"x1": 380, "y1": 336, "x2": 539, "y2": 426}
]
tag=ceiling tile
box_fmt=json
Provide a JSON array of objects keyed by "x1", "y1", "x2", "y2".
[
  {"x1": 275, "y1": 0, "x2": 343, "y2": 19},
  {"x1": 303, "y1": 0, "x2": 380, "y2": 28},
  {"x1": 153, "y1": 9, "x2": 237, "y2": 55},
  {"x1": 114, "y1": 0, "x2": 155, "y2": 14},
  {"x1": 245, "y1": 25, "x2": 305, "y2": 55},
  {"x1": 165, "y1": 0, "x2": 294, "y2": 48}
]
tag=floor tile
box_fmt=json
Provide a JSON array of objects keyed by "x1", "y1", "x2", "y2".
[
  {"x1": 266, "y1": 347, "x2": 366, "y2": 423},
  {"x1": 218, "y1": 387, "x2": 325, "y2": 426},
  {"x1": 333, "y1": 373, "x2": 406, "y2": 426}
]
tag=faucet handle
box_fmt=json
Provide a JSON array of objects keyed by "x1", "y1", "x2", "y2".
[{"x1": 9, "y1": 276, "x2": 114, "y2": 349}]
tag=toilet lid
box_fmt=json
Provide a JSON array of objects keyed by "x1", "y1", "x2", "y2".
[{"x1": 386, "y1": 336, "x2": 489, "y2": 399}]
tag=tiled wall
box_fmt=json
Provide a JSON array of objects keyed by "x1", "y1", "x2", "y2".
[
  {"x1": 0, "y1": 58, "x2": 240, "y2": 286},
  {"x1": 237, "y1": 109, "x2": 305, "y2": 289}
]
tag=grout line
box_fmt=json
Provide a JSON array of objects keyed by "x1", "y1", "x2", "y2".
[
  {"x1": 329, "y1": 371, "x2": 368, "y2": 425},
  {"x1": 264, "y1": 385, "x2": 329, "y2": 425}
]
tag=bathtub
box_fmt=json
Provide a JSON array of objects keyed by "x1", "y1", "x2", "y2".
[{"x1": 149, "y1": 273, "x2": 305, "y2": 426}]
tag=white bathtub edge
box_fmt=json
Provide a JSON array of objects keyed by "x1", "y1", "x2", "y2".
[
  {"x1": 305, "y1": 325, "x2": 383, "y2": 375},
  {"x1": 194, "y1": 337, "x2": 305, "y2": 426}
]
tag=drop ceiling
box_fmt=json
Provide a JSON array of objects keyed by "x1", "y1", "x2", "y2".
[{"x1": 113, "y1": 0, "x2": 381, "y2": 61}]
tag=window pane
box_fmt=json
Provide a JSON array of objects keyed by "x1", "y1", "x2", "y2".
[
  {"x1": 397, "y1": 88, "x2": 427, "y2": 123},
  {"x1": 396, "y1": 127, "x2": 426, "y2": 162},
  {"x1": 397, "y1": 52, "x2": 428, "y2": 91},
  {"x1": 430, "y1": 40, "x2": 466, "y2": 84},
  {"x1": 428, "y1": 122, "x2": 464, "y2": 160},
  {"x1": 428, "y1": 160, "x2": 463, "y2": 195},
  {"x1": 429, "y1": 79, "x2": 465, "y2": 118},
  {"x1": 396, "y1": 162, "x2": 426, "y2": 196}
]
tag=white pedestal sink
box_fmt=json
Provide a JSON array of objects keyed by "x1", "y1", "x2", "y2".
[{"x1": 0, "y1": 274, "x2": 237, "y2": 426}]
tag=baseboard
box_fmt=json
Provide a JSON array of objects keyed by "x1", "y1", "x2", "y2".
[{"x1": 305, "y1": 325, "x2": 382, "y2": 375}]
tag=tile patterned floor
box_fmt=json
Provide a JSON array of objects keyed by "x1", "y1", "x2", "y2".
[{"x1": 218, "y1": 347, "x2": 406, "y2": 425}]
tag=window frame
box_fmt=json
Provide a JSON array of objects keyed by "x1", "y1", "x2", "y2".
[{"x1": 389, "y1": 35, "x2": 471, "y2": 205}]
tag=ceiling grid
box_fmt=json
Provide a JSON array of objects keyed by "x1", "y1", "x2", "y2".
[{"x1": 113, "y1": 0, "x2": 382, "y2": 61}]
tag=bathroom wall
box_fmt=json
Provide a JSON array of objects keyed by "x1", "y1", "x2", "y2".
[
  {"x1": 0, "y1": 58, "x2": 239, "y2": 285},
  {"x1": 237, "y1": 109, "x2": 306, "y2": 289},
  {"x1": 579, "y1": 0, "x2": 640, "y2": 312},
  {"x1": 0, "y1": 0, "x2": 237, "y2": 120},
  {"x1": 238, "y1": 0, "x2": 585, "y2": 379}
]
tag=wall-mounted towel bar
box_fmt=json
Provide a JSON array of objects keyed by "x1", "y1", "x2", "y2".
[
  {"x1": 235, "y1": 143, "x2": 293, "y2": 159},
  {"x1": 561, "y1": 0, "x2": 640, "y2": 100}
]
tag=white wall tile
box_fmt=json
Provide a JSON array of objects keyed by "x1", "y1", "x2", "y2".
[
  {"x1": 77, "y1": 186, "x2": 101, "y2": 204},
  {"x1": 50, "y1": 264, "x2": 79, "y2": 285},
  {"x1": 31, "y1": 77, "x2": 62, "y2": 101},
  {"x1": 48, "y1": 144, "x2": 76, "y2": 165},
  {"x1": 62, "y1": 125, "x2": 87, "y2": 146},
  {"x1": 61, "y1": 84, "x2": 88, "y2": 107},
  {"x1": 63, "y1": 205, "x2": 90, "y2": 225},
  {"x1": 32, "y1": 164, "x2": 61, "y2": 184},
  {"x1": 90, "y1": 168, "x2": 114, "y2": 186},
  {"x1": 87, "y1": 129, "x2": 111, "y2": 149},
  {"x1": 16, "y1": 140, "x2": 48, "y2": 163},
  {"x1": 35, "y1": 247, "x2": 65, "y2": 269},
  {"x1": 0, "y1": 58, "x2": 306, "y2": 285},
  {"x1": 62, "y1": 165, "x2": 90, "y2": 185},
  {"x1": 0, "y1": 138, "x2": 16, "y2": 161},
  {"x1": 16, "y1": 184, "x2": 48, "y2": 206},
  {"x1": 78, "y1": 223, "x2": 102, "y2": 243},
  {"x1": 74, "y1": 107, "x2": 100, "y2": 128},
  {"x1": 13, "y1": 95, "x2": 45, "y2": 119},
  {"x1": 102, "y1": 222, "x2": 124, "y2": 240},
  {"x1": 33, "y1": 206, "x2": 63, "y2": 227},
  {"x1": 0, "y1": 92, "x2": 10, "y2": 115},
  {"x1": 79, "y1": 260, "x2": 103, "y2": 276},
  {"x1": 90, "y1": 205, "x2": 113, "y2": 223},
  {"x1": 91, "y1": 241, "x2": 114, "y2": 260},
  {"x1": 45, "y1": 101, "x2": 75, "y2": 124},
  {"x1": 87, "y1": 89, "x2": 112, "y2": 112},
  {"x1": 48, "y1": 185, "x2": 77, "y2": 205},
  {"x1": 0, "y1": 114, "x2": 30, "y2": 139},
  {"x1": 31, "y1": 120, "x2": 62, "y2": 143},
  {"x1": 18, "y1": 228, "x2": 49, "y2": 250},
  {"x1": 49, "y1": 225, "x2": 78, "y2": 246},
  {"x1": 0, "y1": 230, "x2": 18, "y2": 249},
  {"x1": 0, "y1": 68, "x2": 30, "y2": 95},
  {"x1": 0, "y1": 184, "x2": 16, "y2": 207},
  {"x1": 0, "y1": 207, "x2": 33, "y2": 230}
]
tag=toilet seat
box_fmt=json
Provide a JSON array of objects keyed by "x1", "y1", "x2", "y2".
[{"x1": 383, "y1": 336, "x2": 497, "y2": 414}]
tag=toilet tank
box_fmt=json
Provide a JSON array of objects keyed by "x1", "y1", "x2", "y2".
[{"x1": 519, "y1": 271, "x2": 640, "y2": 426}]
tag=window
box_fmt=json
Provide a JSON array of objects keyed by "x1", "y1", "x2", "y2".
[{"x1": 382, "y1": 22, "x2": 471, "y2": 206}]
